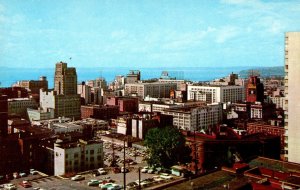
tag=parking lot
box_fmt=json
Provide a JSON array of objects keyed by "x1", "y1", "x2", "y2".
[{"x1": 0, "y1": 140, "x2": 182, "y2": 190}]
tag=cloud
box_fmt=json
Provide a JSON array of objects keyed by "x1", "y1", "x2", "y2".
[
  {"x1": 0, "y1": 3, "x2": 4, "y2": 13},
  {"x1": 162, "y1": 27, "x2": 216, "y2": 50},
  {"x1": 215, "y1": 26, "x2": 239, "y2": 43},
  {"x1": 220, "y1": 0, "x2": 253, "y2": 5},
  {"x1": 110, "y1": 30, "x2": 128, "y2": 40}
]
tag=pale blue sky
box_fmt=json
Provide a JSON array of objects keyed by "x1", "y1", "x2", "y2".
[{"x1": 0, "y1": 0, "x2": 300, "y2": 68}]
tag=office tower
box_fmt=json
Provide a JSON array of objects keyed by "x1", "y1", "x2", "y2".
[
  {"x1": 0, "y1": 95, "x2": 8, "y2": 136},
  {"x1": 54, "y1": 62, "x2": 77, "y2": 95},
  {"x1": 40, "y1": 62, "x2": 81, "y2": 120},
  {"x1": 126, "y1": 70, "x2": 140, "y2": 84},
  {"x1": 246, "y1": 75, "x2": 264, "y2": 103},
  {"x1": 187, "y1": 85, "x2": 245, "y2": 104},
  {"x1": 284, "y1": 32, "x2": 300, "y2": 163}
]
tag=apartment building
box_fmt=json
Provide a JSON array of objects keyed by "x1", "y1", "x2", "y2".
[{"x1": 284, "y1": 32, "x2": 300, "y2": 163}]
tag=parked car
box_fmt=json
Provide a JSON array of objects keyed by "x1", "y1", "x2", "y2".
[
  {"x1": 30, "y1": 169, "x2": 38, "y2": 175},
  {"x1": 141, "y1": 166, "x2": 148, "y2": 173},
  {"x1": 71, "y1": 175, "x2": 85, "y2": 181},
  {"x1": 129, "y1": 161, "x2": 137, "y2": 165},
  {"x1": 121, "y1": 167, "x2": 128, "y2": 173},
  {"x1": 19, "y1": 180, "x2": 32, "y2": 188},
  {"x1": 87, "y1": 179, "x2": 101, "y2": 186},
  {"x1": 100, "y1": 183, "x2": 122, "y2": 190},
  {"x1": 3, "y1": 183, "x2": 17, "y2": 190},
  {"x1": 19, "y1": 172, "x2": 27, "y2": 177},
  {"x1": 98, "y1": 168, "x2": 107, "y2": 175},
  {"x1": 160, "y1": 173, "x2": 173, "y2": 180},
  {"x1": 92, "y1": 170, "x2": 100, "y2": 177},
  {"x1": 12, "y1": 172, "x2": 20, "y2": 179},
  {"x1": 113, "y1": 167, "x2": 121, "y2": 173},
  {"x1": 147, "y1": 168, "x2": 155, "y2": 174}
]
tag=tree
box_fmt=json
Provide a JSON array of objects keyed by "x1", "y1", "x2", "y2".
[{"x1": 144, "y1": 126, "x2": 192, "y2": 168}]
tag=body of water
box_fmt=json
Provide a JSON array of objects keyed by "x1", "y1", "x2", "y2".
[{"x1": 0, "y1": 67, "x2": 250, "y2": 88}]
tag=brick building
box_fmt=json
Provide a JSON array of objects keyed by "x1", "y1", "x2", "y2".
[
  {"x1": 184, "y1": 129, "x2": 280, "y2": 173},
  {"x1": 247, "y1": 121, "x2": 285, "y2": 152},
  {"x1": 81, "y1": 105, "x2": 119, "y2": 120},
  {"x1": 106, "y1": 96, "x2": 138, "y2": 113}
]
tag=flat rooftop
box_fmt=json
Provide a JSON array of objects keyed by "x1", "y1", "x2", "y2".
[{"x1": 164, "y1": 170, "x2": 251, "y2": 190}]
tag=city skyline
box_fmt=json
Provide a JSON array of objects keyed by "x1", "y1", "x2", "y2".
[{"x1": 1, "y1": 0, "x2": 300, "y2": 68}]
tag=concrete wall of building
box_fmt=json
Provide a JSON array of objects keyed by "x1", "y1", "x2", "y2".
[
  {"x1": 8, "y1": 98, "x2": 38, "y2": 118},
  {"x1": 54, "y1": 144, "x2": 66, "y2": 176},
  {"x1": 286, "y1": 32, "x2": 300, "y2": 163},
  {"x1": 187, "y1": 85, "x2": 244, "y2": 104},
  {"x1": 54, "y1": 140, "x2": 104, "y2": 176}
]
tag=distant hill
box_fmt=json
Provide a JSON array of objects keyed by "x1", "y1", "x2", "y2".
[{"x1": 239, "y1": 66, "x2": 284, "y2": 78}]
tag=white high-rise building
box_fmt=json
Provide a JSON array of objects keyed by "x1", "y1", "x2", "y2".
[
  {"x1": 161, "y1": 103, "x2": 222, "y2": 132},
  {"x1": 187, "y1": 85, "x2": 244, "y2": 104},
  {"x1": 284, "y1": 32, "x2": 300, "y2": 163}
]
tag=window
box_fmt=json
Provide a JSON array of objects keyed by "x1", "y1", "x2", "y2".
[{"x1": 90, "y1": 150, "x2": 94, "y2": 154}]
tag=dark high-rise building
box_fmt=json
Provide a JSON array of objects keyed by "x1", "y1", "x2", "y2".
[
  {"x1": 246, "y1": 75, "x2": 264, "y2": 103},
  {"x1": 0, "y1": 95, "x2": 8, "y2": 137},
  {"x1": 54, "y1": 62, "x2": 77, "y2": 95}
]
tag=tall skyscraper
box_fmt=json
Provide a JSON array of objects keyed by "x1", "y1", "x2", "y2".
[
  {"x1": 246, "y1": 75, "x2": 264, "y2": 103},
  {"x1": 284, "y1": 32, "x2": 300, "y2": 163},
  {"x1": 40, "y1": 62, "x2": 81, "y2": 120},
  {"x1": 54, "y1": 62, "x2": 77, "y2": 95}
]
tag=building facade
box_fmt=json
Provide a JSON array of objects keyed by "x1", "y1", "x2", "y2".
[
  {"x1": 27, "y1": 108, "x2": 54, "y2": 122},
  {"x1": 54, "y1": 139, "x2": 104, "y2": 176},
  {"x1": 13, "y1": 76, "x2": 48, "y2": 94},
  {"x1": 40, "y1": 90, "x2": 81, "y2": 120},
  {"x1": 284, "y1": 32, "x2": 300, "y2": 163},
  {"x1": 246, "y1": 75, "x2": 264, "y2": 103},
  {"x1": 106, "y1": 96, "x2": 138, "y2": 113},
  {"x1": 54, "y1": 62, "x2": 77, "y2": 95},
  {"x1": 81, "y1": 105, "x2": 119, "y2": 120},
  {"x1": 162, "y1": 103, "x2": 222, "y2": 132},
  {"x1": 125, "y1": 82, "x2": 177, "y2": 99},
  {"x1": 8, "y1": 98, "x2": 38, "y2": 118},
  {"x1": 77, "y1": 82, "x2": 92, "y2": 105},
  {"x1": 126, "y1": 70, "x2": 140, "y2": 84},
  {"x1": 187, "y1": 85, "x2": 244, "y2": 104}
]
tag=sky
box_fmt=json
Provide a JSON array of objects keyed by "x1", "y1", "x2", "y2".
[{"x1": 0, "y1": 0, "x2": 300, "y2": 68}]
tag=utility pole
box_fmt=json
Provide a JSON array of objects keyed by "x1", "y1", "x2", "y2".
[{"x1": 138, "y1": 167, "x2": 141, "y2": 190}]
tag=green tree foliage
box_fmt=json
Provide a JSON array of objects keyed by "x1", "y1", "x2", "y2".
[{"x1": 144, "y1": 126, "x2": 192, "y2": 168}]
